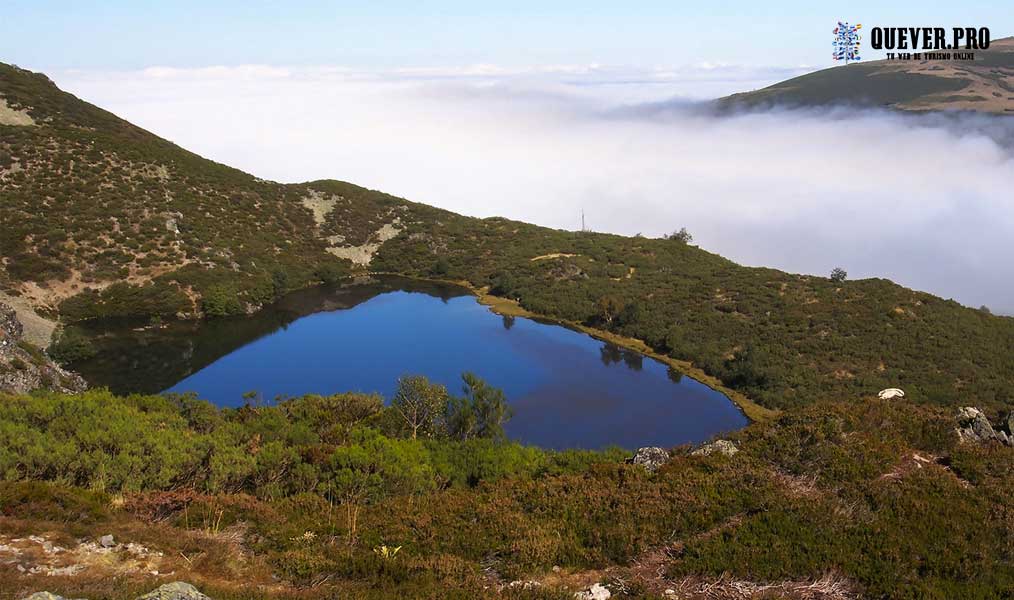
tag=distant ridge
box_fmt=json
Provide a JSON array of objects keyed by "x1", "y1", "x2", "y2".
[{"x1": 719, "y1": 36, "x2": 1014, "y2": 113}]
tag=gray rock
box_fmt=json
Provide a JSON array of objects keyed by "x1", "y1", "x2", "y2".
[
  {"x1": 692, "y1": 439, "x2": 739, "y2": 457},
  {"x1": 135, "y1": 582, "x2": 211, "y2": 600},
  {"x1": 0, "y1": 302, "x2": 87, "y2": 395},
  {"x1": 956, "y1": 407, "x2": 1013, "y2": 446},
  {"x1": 0, "y1": 303, "x2": 24, "y2": 344},
  {"x1": 627, "y1": 446, "x2": 670, "y2": 472},
  {"x1": 575, "y1": 583, "x2": 611, "y2": 600},
  {"x1": 504, "y1": 580, "x2": 542, "y2": 591},
  {"x1": 99, "y1": 534, "x2": 116, "y2": 548},
  {"x1": 19, "y1": 582, "x2": 211, "y2": 600},
  {"x1": 164, "y1": 212, "x2": 182, "y2": 235}
]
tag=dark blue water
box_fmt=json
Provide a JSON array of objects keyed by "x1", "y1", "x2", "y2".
[{"x1": 160, "y1": 287, "x2": 747, "y2": 449}]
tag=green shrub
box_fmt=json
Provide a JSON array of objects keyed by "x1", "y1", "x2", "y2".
[
  {"x1": 0, "y1": 481, "x2": 109, "y2": 524},
  {"x1": 202, "y1": 285, "x2": 244, "y2": 318},
  {"x1": 48, "y1": 326, "x2": 98, "y2": 364}
]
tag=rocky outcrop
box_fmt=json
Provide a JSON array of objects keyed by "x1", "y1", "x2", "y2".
[
  {"x1": 627, "y1": 447, "x2": 670, "y2": 472},
  {"x1": 0, "y1": 97, "x2": 36, "y2": 126},
  {"x1": 629, "y1": 440, "x2": 741, "y2": 470},
  {"x1": 1, "y1": 302, "x2": 25, "y2": 341},
  {"x1": 574, "y1": 583, "x2": 611, "y2": 600},
  {"x1": 325, "y1": 219, "x2": 402, "y2": 266},
  {"x1": 691, "y1": 439, "x2": 740, "y2": 457},
  {"x1": 956, "y1": 407, "x2": 1013, "y2": 446},
  {"x1": 21, "y1": 583, "x2": 209, "y2": 600},
  {"x1": 0, "y1": 303, "x2": 86, "y2": 395},
  {"x1": 136, "y1": 582, "x2": 211, "y2": 600}
]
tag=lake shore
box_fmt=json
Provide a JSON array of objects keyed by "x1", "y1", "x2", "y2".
[{"x1": 375, "y1": 272, "x2": 779, "y2": 424}]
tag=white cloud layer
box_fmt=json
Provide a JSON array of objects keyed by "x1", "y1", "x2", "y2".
[{"x1": 52, "y1": 65, "x2": 1014, "y2": 315}]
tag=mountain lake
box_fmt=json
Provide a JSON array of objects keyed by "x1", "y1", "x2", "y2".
[{"x1": 69, "y1": 276, "x2": 748, "y2": 449}]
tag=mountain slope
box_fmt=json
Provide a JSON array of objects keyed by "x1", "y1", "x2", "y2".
[
  {"x1": 2, "y1": 62, "x2": 1013, "y2": 412},
  {"x1": 719, "y1": 36, "x2": 1014, "y2": 113},
  {"x1": 0, "y1": 63, "x2": 452, "y2": 324}
]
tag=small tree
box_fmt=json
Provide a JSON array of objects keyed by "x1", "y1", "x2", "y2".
[
  {"x1": 444, "y1": 395, "x2": 477, "y2": 441},
  {"x1": 271, "y1": 268, "x2": 289, "y2": 300},
  {"x1": 202, "y1": 285, "x2": 242, "y2": 317},
  {"x1": 597, "y1": 296, "x2": 624, "y2": 324},
  {"x1": 830, "y1": 267, "x2": 848, "y2": 283},
  {"x1": 667, "y1": 227, "x2": 693, "y2": 244},
  {"x1": 328, "y1": 446, "x2": 383, "y2": 553},
  {"x1": 241, "y1": 390, "x2": 264, "y2": 407},
  {"x1": 392, "y1": 375, "x2": 448, "y2": 439},
  {"x1": 616, "y1": 301, "x2": 640, "y2": 328},
  {"x1": 445, "y1": 373, "x2": 512, "y2": 441},
  {"x1": 430, "y1": 258, "x2": 450, "y2": 277},
  {"x1": 326, "y1": 429, "x2": 435, "y2": 552}
]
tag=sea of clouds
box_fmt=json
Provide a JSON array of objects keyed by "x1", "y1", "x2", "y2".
[{"x1": 52, "y1": 64, "x2": 1014, "y2": 314}]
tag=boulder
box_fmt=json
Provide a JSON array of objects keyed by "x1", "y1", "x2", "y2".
[
  {"x1": 877, "y1": 388, "x2": 905, "y2": 400},
  {"x1": 692, "y1": 439, "x2": 739, "y2": 457},
  {"x1": 135, "y1": 582, "x2": 211, "y2": 600},
  {"x1": 627, "y1": 447, "x2": 670, "y2": 472},
  {"x1": 18, "y1": 582, "x2": 211, "y2": 600},
  {"x1": 956, "y1": 407, "x2": 1013, "y2": 446},
  {"x1": 575, "y1": 583, "x2": 611, "y2": 600},
  {"x1": 99, "y1": 534, "x2": 116, "y2": 548}
]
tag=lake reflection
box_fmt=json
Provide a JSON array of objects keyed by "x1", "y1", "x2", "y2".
[{"x1": 70, "y1": 276, "x2": 747, "y2": 449}]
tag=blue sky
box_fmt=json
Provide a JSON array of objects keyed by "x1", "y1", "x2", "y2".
[{"x1": 3, "y1": 1, "x2": 1011, "y2": 71}]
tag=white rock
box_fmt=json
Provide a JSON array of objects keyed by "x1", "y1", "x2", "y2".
[
  {"x1": 878, "y1": 388, "x2": 905, "y2": 400},
  {"x1": 575, "y1": 583, "x2": 611, "y2": 600}
]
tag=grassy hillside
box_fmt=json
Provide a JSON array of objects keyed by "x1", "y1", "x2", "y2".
[
  {"x1": 0, "y1": 390, "x2": 1010, "y2": 599},
  {"x1": 375, "y1": 220, "x2": 1014, "y2": 412},
  {"x1": 2, "y1": 62, "x2": 1013, "y2": 412},
  {"x1": 719, "y1": 36, "x2": 1014, "y2": 113},
  {"x1": 0, "y1": 63, "x2": 449, "y2": 323}
]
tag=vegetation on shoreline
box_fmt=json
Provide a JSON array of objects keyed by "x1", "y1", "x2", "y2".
[{"x1": 463, "y1": 281, "x2": 777, "y2": 422}]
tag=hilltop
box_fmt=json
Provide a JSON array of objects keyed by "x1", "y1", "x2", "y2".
[
  {"x1": 719, "y1": 36, "x2": 1014, "y2": 113},
  {"x1": 2, "y1": 62, "x2": 1014, "y2": 412}
]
